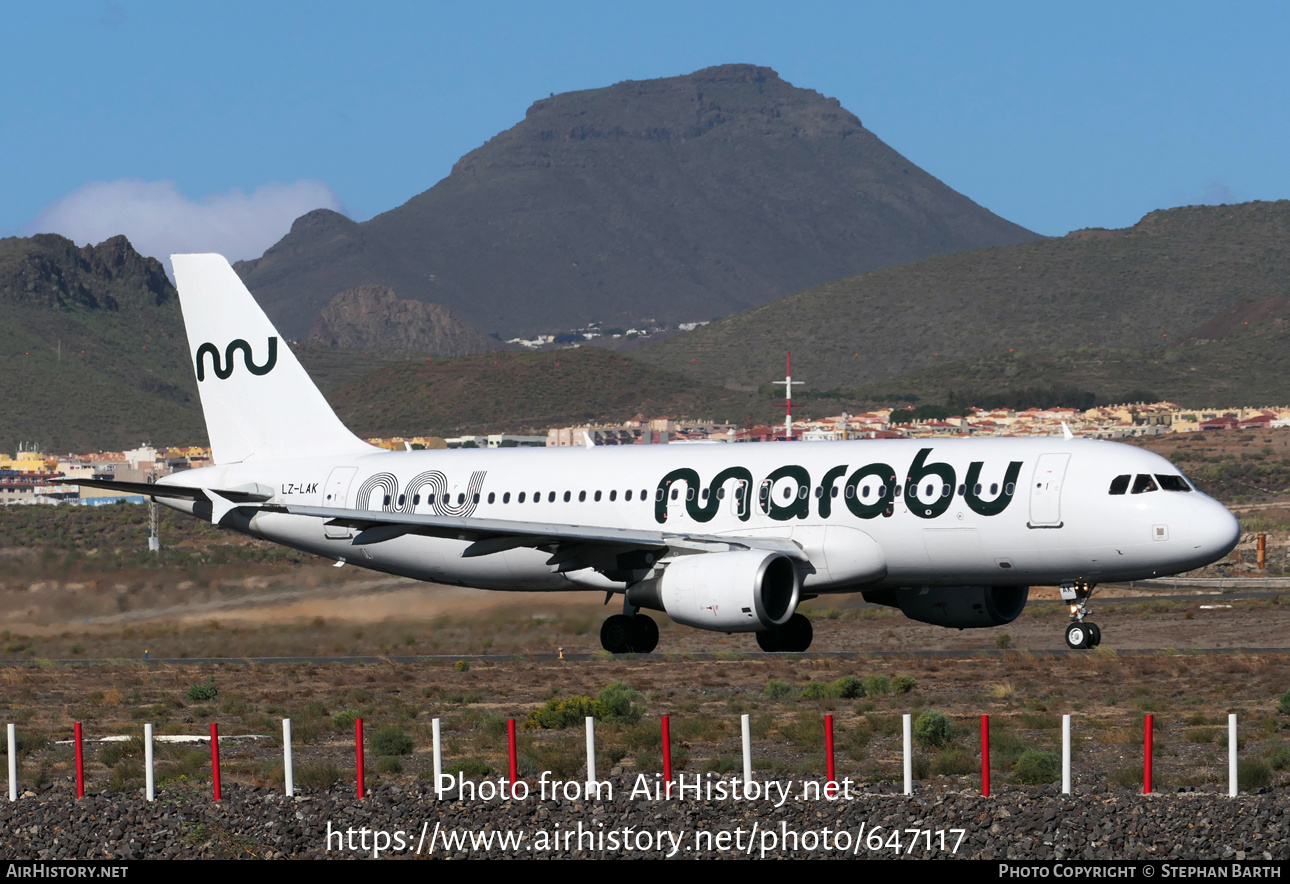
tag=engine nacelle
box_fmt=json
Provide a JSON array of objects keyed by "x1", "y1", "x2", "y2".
[
  {"x1": 863, "y1": 585, "x2": 1029, "y2": 629},
  {"x1": 634, "y1": 550, "x2": 801, "y2": 633}
]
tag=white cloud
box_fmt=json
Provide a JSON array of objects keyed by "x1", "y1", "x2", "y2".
[{"x1": 26, "y1": 179, "x2": 344, "y2": 272}]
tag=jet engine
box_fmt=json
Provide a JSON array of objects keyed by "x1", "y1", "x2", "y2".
[
  {"x1": 862, "y1": 586, "x2": 1028, "y2": 628},
  {"x1": 628, "y1": 550, "x2": 800, "y2": 633}
]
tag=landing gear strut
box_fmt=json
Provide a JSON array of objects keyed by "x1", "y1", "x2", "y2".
[
  {"x1": 756, "y1": 613, "x2": 814, "y2": 653},
  {"x1": 599, "y1": 608, "x2": 659, "y2": 654},
  {"x1": 1060, "y1": 581, "x2": 1101, "y2": 649}
]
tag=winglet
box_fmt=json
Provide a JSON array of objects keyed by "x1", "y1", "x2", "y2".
[{"x1": 1062, "y1": 422, "x2": 1074, "y2": 440}]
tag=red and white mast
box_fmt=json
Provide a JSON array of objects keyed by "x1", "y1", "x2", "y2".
[{"x1": 774, "y1": 352, "x2": 803, "y2": 440}]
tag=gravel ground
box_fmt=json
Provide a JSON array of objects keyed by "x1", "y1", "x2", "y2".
[{"x1": 2, "y1": 780, "x2": 1286, "y2": 860}]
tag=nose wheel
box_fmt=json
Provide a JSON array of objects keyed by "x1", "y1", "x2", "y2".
[
  {"x1": 1064, "y1": 620, "x2": 1101, "y2": 649},
  {"x1": 1060, "y1": 581, "x2": 1101, "y2": 649}
]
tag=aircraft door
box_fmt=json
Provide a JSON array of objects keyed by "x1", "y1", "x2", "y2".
[
  {"x1": 322, "y1": 466, "x2": 358, "y2": 539},
  {"x1": 1029, "y1": 453, "x2": 1070, "y2": 527}
]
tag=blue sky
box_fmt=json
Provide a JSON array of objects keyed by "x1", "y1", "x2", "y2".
[{"x1": 2, "y1": 1, "x2": 1285, "y2": 264}]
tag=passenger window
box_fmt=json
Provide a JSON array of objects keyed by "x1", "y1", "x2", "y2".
[
  {"x1": 625, "y1": 489, "x2": 632, "y2": 501},
  {"x1": 563, "y1": 491, "x2": 571, "y2": 502},
  {"x1": 382, "y1": 495, "x2": 391, "y2": 507},
  {"x1": 942, "y1": 484, "x2": 951, "y2": 498},
  {"x1": 974, "y1": 484, "x2": 982, "y2": 495},
  {"x1": 548, "y1": 491, "x2": 556, "y2": 503},
  {"x1": 717, "y1": 487, "x2": 725, "y2": 500},
  {"x1": 458, "y1": 493, "x2": 465, "y2": 504},
  {"x1": 487, "y1": 492, "x2": 494, "y2": 504},
  {"x1": 957, "y1": 484, "x2": 965, "y2": 496},
  {"x1": 504, "y1": 492, "x2": 511, "y2": 503},
  {"x1": 687, "y1": 488, "x2": 695, "y2": 501},
  {"x1": 594, "y1": 490, "x2": 602, "y2": 502},
  {"x1": 1131, "y1": 474, "x2": 1158, "y2": 494},
  {"x1": 989, "y1": 483, "x2": 998, "y2": 496},
  {"x1": 472, "y1": 493, "x2": 479, "y2": 504},
  {"x1": 1155, "y1": 474, "x2": 1191, "y2": 492},
  {"x1": 830, "y1": 486, "x2": 839, "y2": 498},
  {"x1": 578, "y1": 490, "x2": 586, "y2": 502},
  {"x1": 413, "y1": 494, "x2": 421, "y2": 505},
  {"x1": 1109, "y1": 475, "x2": 1130, "y2": 495},
  {"x1": 609, "y1": 490, "x2": 616, "y2": 501},
  {"x1": 518, "y1": 492, "x2": 526, "y2": 503}
]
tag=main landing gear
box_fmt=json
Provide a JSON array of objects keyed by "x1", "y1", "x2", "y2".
[
  {"x1": 600, "y1": 610, "x2": 659, "y2": 654},
  {"x1": 1060, "y1": 581, "x2": 1102, "y2": 650},
  {"x1": 756, "y1": 613, "x2": 814, "y2": 653}
]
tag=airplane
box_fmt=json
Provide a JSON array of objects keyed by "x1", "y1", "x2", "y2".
[{"x1": 70, "y1": 254, "x2": 1241, "y2": 653}]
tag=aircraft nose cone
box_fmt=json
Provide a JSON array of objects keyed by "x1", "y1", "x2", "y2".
[{"x1": 1192, "y1": 499, "x2": 1240, "y2": 564}]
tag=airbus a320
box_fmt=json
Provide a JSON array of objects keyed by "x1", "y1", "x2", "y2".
[{"x1": 73, "y1": 255, "x2": 1241, "y2": 653}]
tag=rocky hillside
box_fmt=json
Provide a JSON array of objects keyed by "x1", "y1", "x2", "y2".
[
  {"x1": 0, "y1": 234, "x2": 203, "y2": 452},
  {"x1": 236, "y1": 63, "x2": 1038, "y2": 340},
  {"x1": 307, "y1": 285, "x2": 505, "y2": 356}
]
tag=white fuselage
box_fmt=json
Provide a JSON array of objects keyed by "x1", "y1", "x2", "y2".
[{"x1": 158, "y1": 436, "x2": 1240, "y2": 594}]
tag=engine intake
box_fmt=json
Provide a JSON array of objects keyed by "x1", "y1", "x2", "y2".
[{"x1": 630, "y1": 550, "x2": 801, "y2": 633}]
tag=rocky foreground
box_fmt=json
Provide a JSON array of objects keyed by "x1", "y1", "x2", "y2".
[{"x1": 1, "y1": 781, "x2": 1286, "y2": 860}]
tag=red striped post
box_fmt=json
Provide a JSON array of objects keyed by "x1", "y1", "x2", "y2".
[
  {"x1": 74, "y1": 723, "x2": 84, "y2": 799},
  {"x1": 1144, "y1": 714, "x2": 1153, "y2": 795},
  {"x1": 824, "y1": 714, "x2": 836, "y2": 797},
  {"x1": 981, "y1": 715, "x2": 991, "y2": 797},
  {"x1": 355, "y1": 718, "x2": 365, "y2": 799},
  {"x1": 662, "y1": 715, "x2": 673, "y2": 798},
  {"x1": 210, "y1": 723, "x2": 221, "y2": 801},
  {"x1": 507, "y1": 719, "x2": 518, "y2": 789}
]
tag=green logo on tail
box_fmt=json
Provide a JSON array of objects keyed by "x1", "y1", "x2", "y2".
[{"x1": 195, "y1": 337, "x2": 278, "y2": 381}]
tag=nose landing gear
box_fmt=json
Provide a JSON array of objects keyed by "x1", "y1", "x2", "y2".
[{"x1": 1060, "y1": 581, "x2": 1101, "y2": 649}]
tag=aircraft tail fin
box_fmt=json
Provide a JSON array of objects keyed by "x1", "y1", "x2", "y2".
[{"x1": 171, "y1": 254, "x2": 377, "y2": 465}]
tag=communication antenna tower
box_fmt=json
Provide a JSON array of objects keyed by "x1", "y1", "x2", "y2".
[{"x1": 773, "y1": 352, "x2": 803, "y2": 440}]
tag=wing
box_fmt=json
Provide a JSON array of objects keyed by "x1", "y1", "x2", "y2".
[{"x1": 268, "y1": 502, "x2": 807, "y2": 581}]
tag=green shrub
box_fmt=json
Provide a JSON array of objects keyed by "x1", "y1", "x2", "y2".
[
  {"x1": 1278, "y1": 690, "x2": 1290, "y2": 716},
  {"x1": 891, "y1": 675, "x2": 918, "y2": 694},
  {"x1": 376, "y1": 757, "x2": 403, "y2": 775},
  {"x1": 524, "y1": 695, "x2": 601, "y2": 729},
  {"x1": 596, "y1": 681, "x2": 642, "y2": 722},
  {"x1": 995, "y1": 633, "x2": 1012, "y2": 650},
  {"x1": 913, "y1": 710, "x2": 952, "y2": 749},
  {"x1": 763, "y1": 680, "x2": 794, "y2": 700},
  {"x1": 931, "y1": 748, "x2": 976, "y2": 776},
  {"x1": 455, "y1": 660, "x2": 470, "y2": 672},
  {"x1": 801, "y1": 681, "x2": 834, "y2": 700},
  {"x1": 862, "y1": 675, "x2": 891, "y2": 698},
  {"x1": 832, "y1": 676, "x2": 864, "y2": 699},
  {"x1": 371, "y1": 726, "x2": 414, "y2": 757},
  {"x1": 297, "y1": 762, "x2": 343, "y2": 790},
  {"x1": 1264, "y1": 741, "x2": 1290, "y2": 771},
  {"x1": 1012, "y1": 750, "x2": 1061, "y2": 785},
  {"x1": 330, "y1": 710, "x2": 360, "y2": 731},
  {"x1": 1237, "y1": 759, "x2": 1272, "y2": 791},
  {"x1": 186, "y1": 677, "x2": 219, "y2": 702}
]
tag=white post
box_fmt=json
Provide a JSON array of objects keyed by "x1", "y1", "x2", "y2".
[
  {"x1": 741, "y1": 714, "x2": 752, "y2": 787},
  {"x1": 144, "y1": 723, "x2": 155, "y2": 802},
  {"x1": 1062, "y1": 715, "x2": 1071, "y2": 795},
  {"x1": 432, "y1": 718, "x2": 443, "y2": 798},
  {"x1": 6, "y1": 724, "x2": 15, "y2": 802},
  {"x1": 585, "y1": 716, "x2": 596, "y2": 790},
  {"x1": 1228, "y1": 713, "x2": 1238, "y2": 798},
  {"x1": 283, "y1": 719, "x2": 294, "y2": 797},
  {"x1": 902, "y1": 713, "x2": 912, "y2": 795}
]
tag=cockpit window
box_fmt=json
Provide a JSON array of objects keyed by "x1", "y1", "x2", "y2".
[
  {"x1": 1131, "y1": 474, "x2": 1159, "y2": 494},
  {"x1": 1109, "y1": 475, "x2": 1130, "y2": 495},
  {"x1": 1155, "y1": 474, "x2": 1192, "y2": 492}
]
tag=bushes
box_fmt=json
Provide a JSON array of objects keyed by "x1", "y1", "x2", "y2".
[
  {"x1": 1012, "y1": 750, "x2": 1061, "y2": 785},
  {"x1": 370, "y1": 726, "x2": 414, "y2": 757},
  {"x1": 524, "y1": 682, "x2": 642, "y2": 729},
  {"x1": 186, "y1": 677, "x2": 218, "y2": 703},
  {"x1": 913, "y1": 710, "x2": 952, "y2": 749}
]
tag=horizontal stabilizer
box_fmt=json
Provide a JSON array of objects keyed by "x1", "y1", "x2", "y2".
[{"x1": 56, "y1": 478, "x2": 274, "y2": 504}]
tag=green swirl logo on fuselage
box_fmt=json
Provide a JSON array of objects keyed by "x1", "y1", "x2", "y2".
[
  {"x1": 195, "y1": 337, "x2": 278, "y2": 381},
  {"x1": 653, "y1": 447, "x2": 1022, "y2": 525}
]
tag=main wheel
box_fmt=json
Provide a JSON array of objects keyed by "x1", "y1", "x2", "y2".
[
  {"x1": 600, "y1": 614, "x2": 633, "y2": 654},
  {"x1": 630, "y1": 614, "x2": 659, "y2": 654},
  {"x1": 781, "y1": 613, "x2": 814, "y2": 652},
  {"x1": 1065, "y1": 622, "x2": 1089, "y2": 650},
  {"x1": 1086, "y1": 622, "x2": 1101, "y2": 647},
  {"x1": 756, "y1": 613, "x2": 814, "y2": 653}
]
